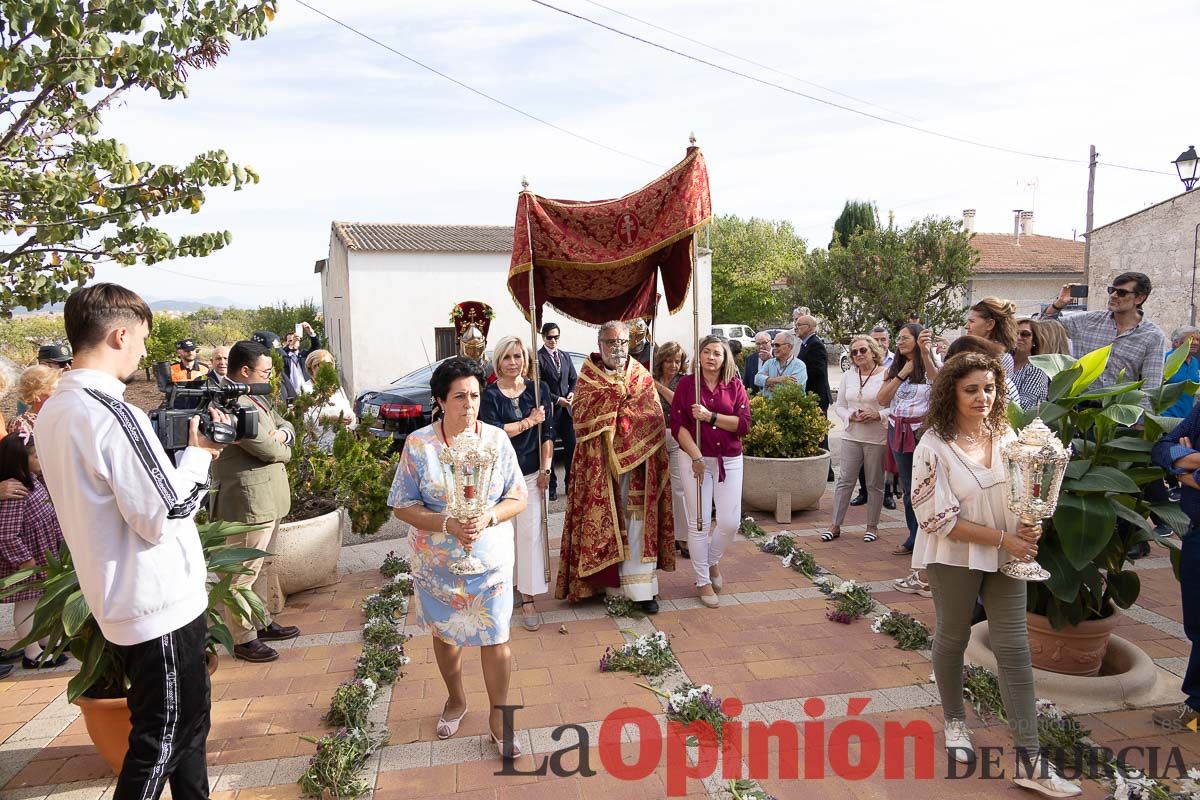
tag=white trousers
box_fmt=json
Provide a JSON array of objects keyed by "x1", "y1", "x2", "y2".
[
  {"x1": 13, "y1": 598, "x2": 43, "y2": 659},
  {"x1": 677, "y1": 452, "x2": 743, "y2": 587},
  {"x1": 665, "y1": 430, "x2": 690, "y2": 543},
  {"x1": 607, "y1": 473, "x2": 660, "y2": 602},
  {"x1": 513, "y1": 473, "x2": 550, "y2": 597}
]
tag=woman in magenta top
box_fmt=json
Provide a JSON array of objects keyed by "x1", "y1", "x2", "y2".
[{"x1": 670, "y1": 335, "x2": 752, "y2": 608}]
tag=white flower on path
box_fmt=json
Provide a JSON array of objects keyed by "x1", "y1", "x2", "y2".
[{"x1": 1188, "y1": 767, "x2": 1200, "y2": 780}]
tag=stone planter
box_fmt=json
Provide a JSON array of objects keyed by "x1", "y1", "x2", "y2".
[
  {"x1": 254, "y1": 508, "x2": 345, "y2": 614},
  {"x1": 965, "y1": 619, "x2": 1181, "y2": 713},
  {"x1": 741, "y1": 451, "x2": 831, "y2": 523},
  {"x1": 1027, "y1": 608, "x2": 1120, "y2": 677}
]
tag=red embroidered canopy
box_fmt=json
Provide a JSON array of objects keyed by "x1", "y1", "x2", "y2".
[{"x1": 507, "y1": 146, "x2": 712, "y2": 326}]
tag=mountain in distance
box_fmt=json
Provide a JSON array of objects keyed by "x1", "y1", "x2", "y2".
[{"x1": 12, "y1": 295, "x2": 245, "y2": 315}]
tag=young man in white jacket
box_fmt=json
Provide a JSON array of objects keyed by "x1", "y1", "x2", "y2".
[{"x1": 36, "y1": 284, "x2": 228, "y2": 800}]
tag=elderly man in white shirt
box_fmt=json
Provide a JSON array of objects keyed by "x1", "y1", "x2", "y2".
[{"x1": 755, "y1": 331, "x2": 808, "y2": 399}]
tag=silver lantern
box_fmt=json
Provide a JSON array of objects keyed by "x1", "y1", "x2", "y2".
[
  {"x1": 999, "y1": 417, "x2": 1072, "y2": 582},
  {"x1": 438, "y1": 430, "x2": 499, "y2": 575}
]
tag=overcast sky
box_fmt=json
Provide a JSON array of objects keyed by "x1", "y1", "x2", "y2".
[{"x1": 89, "y1": 0, "x2": 1198, "y2": 306}]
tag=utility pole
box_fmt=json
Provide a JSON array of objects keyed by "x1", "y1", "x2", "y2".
[{"x1": 1083, "y1": 145, "x2": 1097, "y2": 298}]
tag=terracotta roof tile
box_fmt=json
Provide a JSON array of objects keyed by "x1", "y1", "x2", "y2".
[
  {"x1": 332, "y1": 223, "x2": 513, "y2": 253},
  {"x1": 970, "y1": 233, "x2": 1083, "y2": 274}
]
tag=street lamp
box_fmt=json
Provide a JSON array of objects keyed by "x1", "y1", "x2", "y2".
[{"x1": 1175, "y1": 145, "x2": 1199, "y2": 191}]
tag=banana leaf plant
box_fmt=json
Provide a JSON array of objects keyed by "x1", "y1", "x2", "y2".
[
  {"x1": 0, "y1": 520, "x2": 269, "y2": 702},
  {"x1": 1009, "y1": 339, "x2": 1198, "y2": 630}
]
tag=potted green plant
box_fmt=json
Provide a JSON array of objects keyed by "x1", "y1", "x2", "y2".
[
  {"x1": 256, "y1": 360, "x2": 398, "y2": 610},
  {"x1": 740, "y1": 382, "x2": 833, "y2": 522},
  {"x1": 0, "y1": 521, "x2": 269, "y2": 773},
  {"x1": 1010, "y1": 341, "x2": 1196, "y2": 675}
]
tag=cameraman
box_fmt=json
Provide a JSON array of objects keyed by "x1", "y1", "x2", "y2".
[
  {"x1": 36, "y1": 284, "x2": 227, "y2": 800},
  {"x1": 210, "y1": 340, "x2": 301, "y2": 663}
]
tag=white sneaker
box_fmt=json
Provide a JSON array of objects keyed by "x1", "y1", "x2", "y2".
[
  {"x1": 895, "y1": 572, "x2": 933, "y2": 598},
  {"x1": 943, "y1": 719, "x2": 973, "y2": 764},
  {"x1": 1013, "y1": 755, "x2": 1082, "y2": 798}
]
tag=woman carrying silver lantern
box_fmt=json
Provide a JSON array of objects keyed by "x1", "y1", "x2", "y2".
[
  {"x1": 910, "y1": 352, "x2": 1080, "y2": 797},
  {"x1": 389, "y1": 357, "x2": 528, "y2": 760}
]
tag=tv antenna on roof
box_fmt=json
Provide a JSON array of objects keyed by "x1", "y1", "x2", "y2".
[{"x1": 1017, "y1": 177, "x2": 1039, "y2": 211}]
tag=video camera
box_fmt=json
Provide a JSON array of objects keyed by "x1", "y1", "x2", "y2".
[{"x1": 148, "y1": 361, "x2": 269, "y2": 451}]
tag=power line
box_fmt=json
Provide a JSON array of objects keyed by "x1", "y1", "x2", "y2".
[
  {"x1": 577, "y1": 0, "x2": 923, "y2": 124},
  {"x1": 530, "y1": 0, "x2": 1175, "y2": 178},
  {"x1": 293, "y1": 0, "x2": 663, "y2": 168},
  {"x1": 153, "y1": 264, "x2": 283, "y2": 288}
]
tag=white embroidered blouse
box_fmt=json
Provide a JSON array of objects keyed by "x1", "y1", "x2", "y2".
[{"x1": 910, "y1": 428, "x2": 1018, "y2": 572}]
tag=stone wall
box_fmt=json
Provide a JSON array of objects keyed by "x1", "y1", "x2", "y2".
[{"x1": 1088, "y1": 190, "x2": 1200, "y2": 337}]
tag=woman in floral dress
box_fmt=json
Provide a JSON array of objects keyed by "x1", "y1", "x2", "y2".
[{"x1": 389, "y1": 357, "x2": 527, "y2": 759}]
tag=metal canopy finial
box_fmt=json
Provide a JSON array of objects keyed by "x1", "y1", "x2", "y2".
[
  {"x1": 688, "y1": 131, "x2": 697, "y2": 146},
  {"x1": 520, "y1": 175, "x2": 529, "y2": 191}
]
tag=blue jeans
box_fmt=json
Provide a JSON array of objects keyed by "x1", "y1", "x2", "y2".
[
  {"x1": 894, "y1": 449, "x2": 917, "y2": 550},
  {"x1": 1183, "y1": 528, "x2": 1200, "y2": 710}
]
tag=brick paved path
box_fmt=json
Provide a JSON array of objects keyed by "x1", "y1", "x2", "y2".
[{"x1": 1, "y1": 491, "x2": 1195, "y2": 799}]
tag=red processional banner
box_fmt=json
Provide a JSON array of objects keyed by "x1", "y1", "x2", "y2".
[{"x1": 507, "y1": 146, "x2": 712, "y2": 326}]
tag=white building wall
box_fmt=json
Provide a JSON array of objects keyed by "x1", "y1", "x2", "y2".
[
  {"x1": 1088, "y1": 190, "x2": 1200, "y2": 337},
  {"x1": 968, "y1": 273, "x2": 1082, "y2": 319},
  {"x1": 335, "y1": 248, "x2": 713, "y2": 397},
  {"x1": 320, "y1": 235, "x2": 354, "y2": 390}
]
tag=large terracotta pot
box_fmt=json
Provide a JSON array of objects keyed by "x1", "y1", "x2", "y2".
[
  {"x1": 1026, "y1": 608, "x2": 1120, "y2": 677},
  {"x1": 75, "y1": 653, "x2": 221, "y2": 775},
  {"x1": 742, "y1": 451, "x2": 830, "y2": 523},
  {"x1": 254, "y1": 508, "x2": 344, "y2": 615}
]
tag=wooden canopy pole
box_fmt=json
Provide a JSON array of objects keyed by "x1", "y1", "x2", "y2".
[
  {"x1": 690, "y1": 132, "x2": 703, "y2": 533},
  {"x1": 523, "y1": 177, "x2": 553, "y2": 584}
]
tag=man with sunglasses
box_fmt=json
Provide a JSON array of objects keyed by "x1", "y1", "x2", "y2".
[
  {"x1": 1045, "y1": 272, "x2": 1166, "y2": 398},
  {"x1": 537, "y1": 322, "x2": 577, "y2": 502}
]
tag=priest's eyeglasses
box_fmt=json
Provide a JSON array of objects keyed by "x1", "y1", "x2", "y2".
[{"x1": 600, "y1": 338, "x2": 630, "y2": 348}]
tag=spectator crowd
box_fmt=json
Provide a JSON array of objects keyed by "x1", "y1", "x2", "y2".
[{"x1": 0, "y1": 271, "x2": 1196, "y2": 797}]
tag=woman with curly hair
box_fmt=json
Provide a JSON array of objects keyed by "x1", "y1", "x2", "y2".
[{"x1": 911, "y1": 352, "x2": 1080, "y2": 797}]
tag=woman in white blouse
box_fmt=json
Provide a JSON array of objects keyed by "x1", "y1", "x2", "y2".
[
  {"x1": 824, "y1": 335, "x2": 889, "y2": 543},
  {"x1": 911, "y1": 352, "x2": 1081, "y2": 798},
  {"x1": 303, "y1": 349, "x2": 358, "y2": 451}
]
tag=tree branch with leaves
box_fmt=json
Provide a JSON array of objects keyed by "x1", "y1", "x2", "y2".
[
  {"x1": 0, "y1": 0, "x2": 277, "y2": 313},
  {"x1": 790, "y1": 216, "x2": 977, "y2": 342}
]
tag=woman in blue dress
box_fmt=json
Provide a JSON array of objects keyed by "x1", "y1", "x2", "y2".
[{"x1": 389, "y1": 357, "x2": 527, "y2": 759}]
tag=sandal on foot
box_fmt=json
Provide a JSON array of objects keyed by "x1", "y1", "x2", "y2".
[
  {"x1": 436, "y1": 704, "x2": 468, "y2": 740},
  {"x1": 820, "y1": 530, "x2": 840, "y2": 542},
  {"x1": 519, "y1": 599, "x2": 541, "y2": 632},
  {"x1": 490, "y1": 728, "x2": 524, "y2": 760},
  {"x1": 864, "y1": 531, "x2": 878, "y2": 543}
]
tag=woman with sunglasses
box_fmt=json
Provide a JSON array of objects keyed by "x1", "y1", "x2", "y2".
[
  {"x1": 824, "y1": 335, "x2": 889, "y2": 543},
  {"x1": 1011, "y1": 318, "x2": 1050, "y2": 411}
]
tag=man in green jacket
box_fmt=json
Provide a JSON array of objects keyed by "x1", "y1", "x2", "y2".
[{"x1": 212, "y1": 340, "x2": 301, "y2": 663}]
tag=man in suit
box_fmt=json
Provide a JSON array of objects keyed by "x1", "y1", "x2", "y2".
[
  {"x1": 795, "y1": 314, "x2": 834, "y2": 481},
  {"x1": 743, "y1": 332, "x2": 771, "y2": 394},
  {"x1": 537, "y1": 322, "x2": 577, "y2": 501},
  {"x1": 211, "y1": 340, "x2": 301, "y2": 663}
]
